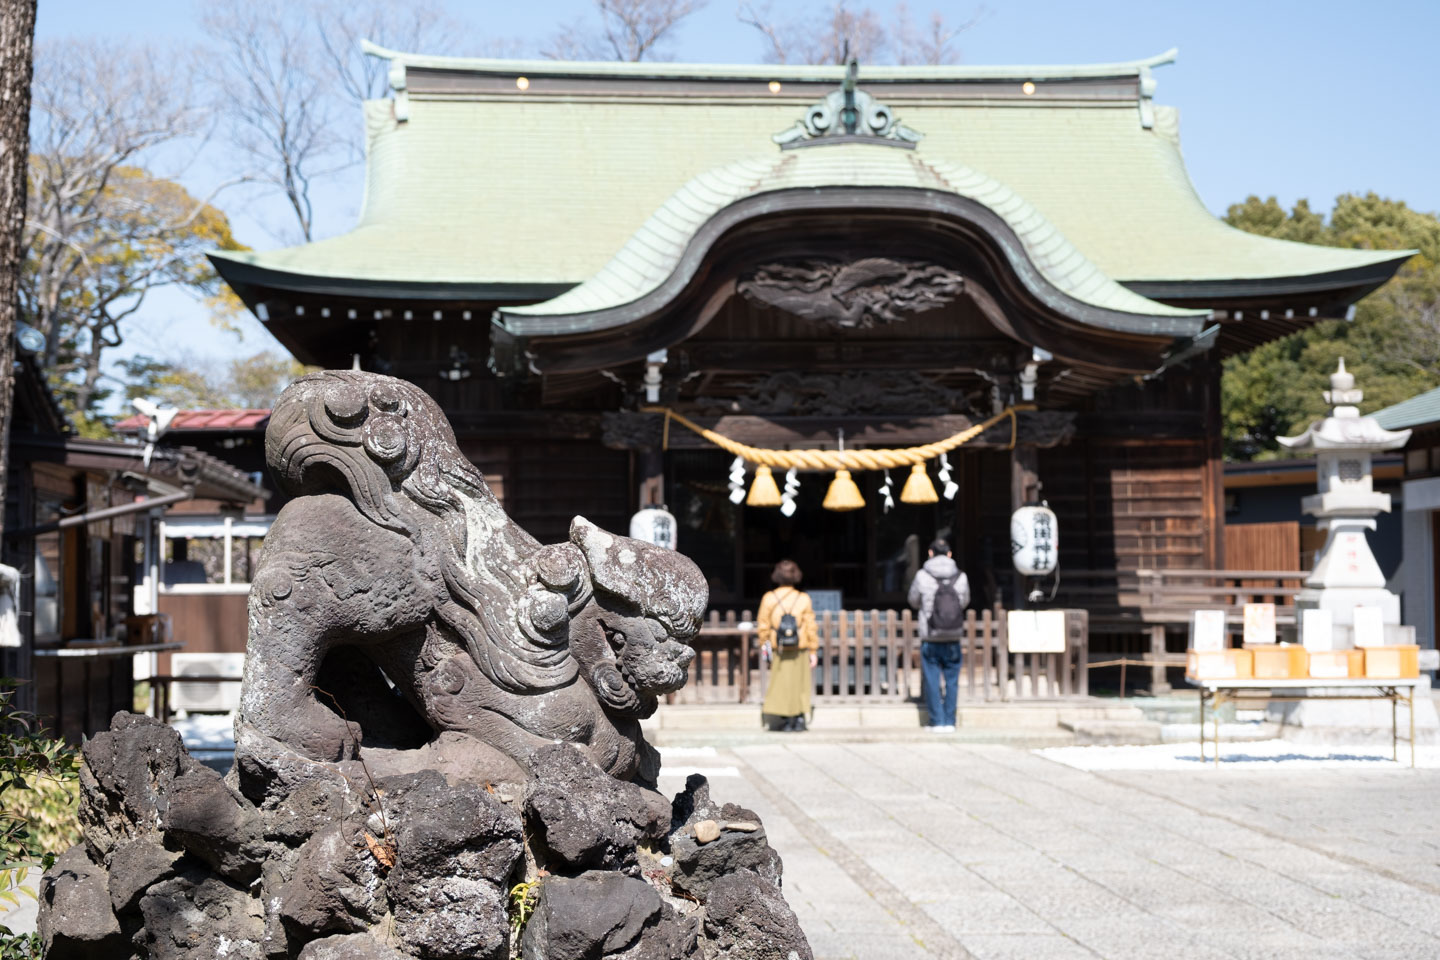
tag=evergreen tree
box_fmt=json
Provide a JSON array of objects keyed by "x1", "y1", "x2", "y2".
[{"x1": 1222, "y1": 194, "x2": 1440, "y2": 460}]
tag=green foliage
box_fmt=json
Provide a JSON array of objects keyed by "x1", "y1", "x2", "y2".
[
  {"x1": 0, "y1": 682, "x2": 80, "y2": 953},
  {"x1": 1222, "y1": 194, "x2": 1440, "y2": 460},
  {"x1": 23, "y1": 158, "x2": 250, "y2": 426},
  {"x1": 118, "y1": 349, "x2": 317, "y2": 415},
  {"x1": 508, "y1": 879, "x2": 541, "y2": 952}
]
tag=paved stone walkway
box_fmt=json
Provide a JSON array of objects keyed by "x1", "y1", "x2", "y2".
[{"x1": 657, "y1": 742, "x2": 1440, "y2": 960}]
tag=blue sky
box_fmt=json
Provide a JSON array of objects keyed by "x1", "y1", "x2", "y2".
[{"x1": 36, "y1": 1, "x2": 1440, "y2": 401}]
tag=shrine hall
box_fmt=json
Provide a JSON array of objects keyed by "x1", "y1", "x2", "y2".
[{"x1": 208, "y1": 47, "x2": 1412, "y2": 690}]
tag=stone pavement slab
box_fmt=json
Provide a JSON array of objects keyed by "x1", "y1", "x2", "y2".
[{"x1": 659, "y1": 740, "x2": 1440, "y2": 960}]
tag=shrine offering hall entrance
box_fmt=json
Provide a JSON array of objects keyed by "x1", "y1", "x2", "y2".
[{"x1": 669, "y1": 448, "x2": 1014, "y2": 611}]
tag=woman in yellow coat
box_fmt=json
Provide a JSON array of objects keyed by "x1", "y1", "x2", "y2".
[{"x1": 757, "y1": 559, "x2": 819, "y2": 732}]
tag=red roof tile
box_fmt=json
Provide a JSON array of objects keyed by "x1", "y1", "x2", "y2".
[{"x1": 113, "y1": 409, "x2": 271, "y2": 433}]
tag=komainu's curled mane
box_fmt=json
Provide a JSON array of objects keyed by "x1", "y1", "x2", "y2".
[{"x1": 236, "y1": 371, "x2": 704, "y2": 792}]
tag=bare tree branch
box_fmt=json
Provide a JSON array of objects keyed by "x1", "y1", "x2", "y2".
[
  {"x1": 202, "y1": 0, "x2": 346, "y2": 243},
  {"x1": 894, "y1": 3, "x2": 988, "y2": 65},
  {"x1": 545, "y1": 0, "x2": 705, "y2": 62},
  {"x1": 739, "y1": 1, "x2": 984, "y2": 65},
  {"x1": 23, "y1": 39, "x2": 243, "y2": 420},
  {"x1": 313, "y1": 0, "x2": 463, "y2": 107}
]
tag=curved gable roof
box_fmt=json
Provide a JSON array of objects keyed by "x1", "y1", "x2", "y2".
[{"x1": 500, "y1": 143, "x2": 1201, "y2": 327}]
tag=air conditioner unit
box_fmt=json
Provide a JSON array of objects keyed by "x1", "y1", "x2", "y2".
[{"x1": 170, "y1": 653, "x2": 245, "y2": 716}]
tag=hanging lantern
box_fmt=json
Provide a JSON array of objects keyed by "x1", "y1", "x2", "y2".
[
  {"x1": 823, "y1": 469, "x2": 865, "y2": 511},
  {"x1": 1011, "y1": 503, "x2": 1059, "y2": 576},
  {"x1": 629, "y1": 506, "x2": 678, "y2": 550},
  {"x1": 746, "y1": 464, "x2": 782, "y2": 507},
  {"x1": 899, "y1": 463, "x2": 938, "y2": 504}
]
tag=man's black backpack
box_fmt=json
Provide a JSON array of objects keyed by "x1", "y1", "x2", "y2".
[{"x1": 930, "y1": 575, "x2": 965, "y2": 634}]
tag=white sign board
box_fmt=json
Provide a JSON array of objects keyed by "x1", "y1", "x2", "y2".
[
  {"x1": 1006, "y1": 610, "x2": 1066, "y2": 653},
  {"x1": 628, "y1": 508, "x2": 678, "y2": 550},
  {"x1": 1301, "y1": 608, "x2": 1334, "y2": 652},
  {"x1": 1188, "y1": 609, "x2": 1227, "y2": 652},
  {"x1": 1352, "y1": 605, "x2": 1386, "y2": 648},
  {"x1": 1242, "y1": 603, "x2": 1276, "y2": 646}
]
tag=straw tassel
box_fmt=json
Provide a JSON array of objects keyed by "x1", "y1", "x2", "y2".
[
  {"x1": 823, "y1": 469, "x2": 865, "y2": 512},
  {"x1": 899, "y1": 463, "x2": 938, "y2": 504},
  {"x1": 746, "y1": 464, "x2": 782, "y2": 507}
]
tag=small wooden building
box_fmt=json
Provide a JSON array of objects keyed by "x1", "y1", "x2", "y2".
[
  {"x1": 209, "y1": 50, "x2": 1410, "y2": 663},
  {"x1": 2, "y1": 357, "x2": 265, "y2": 739}
]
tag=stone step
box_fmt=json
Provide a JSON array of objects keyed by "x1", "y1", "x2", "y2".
[
  {"x1": 1059, "y1": 719, "x2": 1164, "y2": 746},
  {"x1": 651, "y1": 727, "x2": 1079, "y2": 749}
]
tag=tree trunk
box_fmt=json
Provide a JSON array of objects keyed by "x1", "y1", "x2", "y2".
[{"x1": 0, "y1": 0, "x2": 37, "y2": 540}]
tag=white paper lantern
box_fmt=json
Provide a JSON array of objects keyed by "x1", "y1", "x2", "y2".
[
  {"x1": 1010, "y1": 504, "x2": 1058, "y2": 576},
  {"x1": 629, "y1": 507, "x2": 678, "y2": 550}
]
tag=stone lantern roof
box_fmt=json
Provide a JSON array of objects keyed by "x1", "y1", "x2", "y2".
[{"x1": 1277, "y1": 359, "x2": 1412, "y2": 453}]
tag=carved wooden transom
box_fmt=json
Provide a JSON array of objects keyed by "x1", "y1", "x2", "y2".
[{"x1": 736, "y1": 257, "x2": 965, "y2": 330}]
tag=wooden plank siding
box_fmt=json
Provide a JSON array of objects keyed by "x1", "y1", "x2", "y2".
[
  {"x1": 157, "y1": 592, "x2": 249, "y2": 675},
  {"x1": 1225, "y1": 522, "x2": 1301, "y2": 574},
  {"x1": 1041, "y1": 437, "x2": 1213, "y2": 573}
]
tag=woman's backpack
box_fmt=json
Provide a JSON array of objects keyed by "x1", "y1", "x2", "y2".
[{"x1": 775, "y1": 591, "x2": 801, "y2": 647}]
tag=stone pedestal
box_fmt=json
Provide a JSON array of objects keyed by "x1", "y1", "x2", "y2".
[{"x1": 1266, "y1": 360, "x2": 1436, "y2": 739}]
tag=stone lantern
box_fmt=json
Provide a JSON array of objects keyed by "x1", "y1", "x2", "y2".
[{"x1": 1278, "y1": 359, "x2": 1412, "y2": 646}]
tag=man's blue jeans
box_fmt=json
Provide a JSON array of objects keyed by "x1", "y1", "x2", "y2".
[{"x1": 921, "y1": 640, "x2": 962, "y2": 727}]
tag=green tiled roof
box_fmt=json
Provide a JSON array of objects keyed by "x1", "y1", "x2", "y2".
[
  {"x1": 211, "y1": 50, "x2": 1411, "y2": 293},
  {"x1": 1375, "y1": 386, "x2": 1440, "y2": 430},
  {"x1": 506, "y1": 143, "x2": 1200, "y2": 321}
]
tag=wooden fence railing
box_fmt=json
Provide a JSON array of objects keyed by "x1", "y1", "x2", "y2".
[
  {"x1": 1056, "y1": 568, "x2": 1308, "y2": 692},
  {"x1": 1056, "y1": 569, "x2": 1307, "y2": 631},
  {"x1": 675, "y1": 607, "x2": 1088, "y2": 705}
]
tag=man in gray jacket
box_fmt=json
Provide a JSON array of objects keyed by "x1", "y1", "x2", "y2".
[{"x1": 907, "y1": 539, "x2": 971, "y2": 731}]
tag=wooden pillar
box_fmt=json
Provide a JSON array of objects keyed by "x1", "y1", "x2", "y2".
[
  {"x1": 1010, "y1": 444, "x2": 1039, "y2": 608},
  {"x1": 1149, "y1": 624, "x2": 1171, "y2": 695},
  {"x1": 638, "y1": 449, "x2": 664, "y2": 508}
]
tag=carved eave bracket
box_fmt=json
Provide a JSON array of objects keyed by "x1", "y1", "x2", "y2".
[{"x1": 772, "y1": 58, "x2": 921, "y2": 149}]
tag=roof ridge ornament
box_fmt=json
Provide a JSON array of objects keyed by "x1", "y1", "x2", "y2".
[{"x1": 772, "y1": 57, "x2": 922, "y2": 150}]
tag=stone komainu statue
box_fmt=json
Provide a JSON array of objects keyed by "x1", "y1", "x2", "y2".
[
  {"x1": 239, "y1": 370, "x2": 704, "y2": 789},
  {"x1": 37, "y1": 372, "x2": 812, "y2": 960}
]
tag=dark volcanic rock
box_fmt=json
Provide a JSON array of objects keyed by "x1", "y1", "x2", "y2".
[
  {"x1": 384, "y1": 768, "x2": 524, "y2": 891},
  {"x1": 669, "y1": 775, "x2": 782, "y2": 899},
  {"x1": 263, "y1": 776, "x2": 359, "y2": 844},
  {"x1": 160, "y1": 766, "x2": 269, "y2": 883},
  {"x1": 36, "y1": 846, "x2": 125, "y2": 960},
  {"x1": 526, "y1": 744, "x2": 669, "y2": 874},
  {"x1": 297, "y1": 933, "x2": 412, "y2": 960},
  {"x1": 701, "y1": 869, "x2": 812, "y2": 960},
  {"x1": 519, "y1": 871, "x2": 666, "y2": 960},
  {"x1": 392, "y1": 876, "x2": 509, "y2": 960},
  {"x1": 380, "y1": 769, "x2": 522, "y2": 960},
  {"x1": 77, "y1": 712, "x2": 202, "y2": 860},
  {"x1": 137, "y1": 864, "x2": 265, "y2": 960},
  {"x1": 278, "y1": 822, "x2": 388, "y2": 940},
  {"x1": 107, "y1": 837, "x2": 183, "y2": 915}
]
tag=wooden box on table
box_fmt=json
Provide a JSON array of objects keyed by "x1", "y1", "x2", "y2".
[{"x1": 1186, "y1": 649, "x2": 1253, "y2": 681}]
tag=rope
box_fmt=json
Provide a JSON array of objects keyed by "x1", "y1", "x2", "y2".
[{"x1": 642, "y1": 404, "x2": 1035, "y2": 470}]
